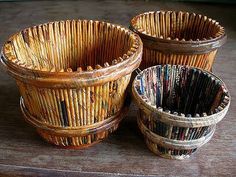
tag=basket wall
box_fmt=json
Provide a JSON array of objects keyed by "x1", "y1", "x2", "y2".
[
  {"x1": 17, "y1": 75, "x2": 130, "y2": 127},
  {"x1": 16, "y1": 74, "x2": 130, "y2": 147},
  {"x1": 142, "y1": 48, "x2": 217, "y2": 70},
  {"x1": 138, "y1": 109, "x2": 215, "y2": 159}
]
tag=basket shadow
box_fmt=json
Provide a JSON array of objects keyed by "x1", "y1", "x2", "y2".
[{"x1": 103, "y1": 112, "x2": 152, "y2": 155}]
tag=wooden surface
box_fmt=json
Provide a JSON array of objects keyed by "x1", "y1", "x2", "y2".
[{"x1": 0, "y1": 1, "x2": 235, "y2": 176}]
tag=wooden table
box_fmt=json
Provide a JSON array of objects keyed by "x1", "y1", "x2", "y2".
[{"x1": 0, "y1": 1, "x2": 235, "y2": 176}]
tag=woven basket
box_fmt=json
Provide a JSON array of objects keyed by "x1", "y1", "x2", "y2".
[
  {"x1": 130, "y1": 11, "x2": 226, "y2": 70},
  {"x1": 132, "y1": 65, "x2": 230, "y2": 159},
  {"x1": 1, "y1": 20, "x2": 143, "y2": 148}
]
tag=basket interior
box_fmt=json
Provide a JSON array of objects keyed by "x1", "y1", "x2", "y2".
[
  {"x1": 3, "y1": 20, "x2": 137, "y2": 72},
  {"x1": 131, "y1": 11, "x2": 224, "y2": 41},
  {"x1": 134, "y1": 65, "x2": 229, "y2": 117}
]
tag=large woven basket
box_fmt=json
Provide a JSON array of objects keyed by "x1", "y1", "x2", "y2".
[
  {"x1": 130, "y1": 11, "x2": 226, "y2": 70},
  {"x1": 1, "y1": 20, "x2": 143, "y2": 148},
  {"x1": 132, "y1": 65, "x2": 230, "y2": 159}
]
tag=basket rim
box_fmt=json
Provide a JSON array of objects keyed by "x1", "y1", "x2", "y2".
[
  {"x1": 1, "y1": 19, "x2": 143, "y2": 86},
  {"x1": 132, "y1": 65, "x2": 231, "y2": 127},
  {"x1": 130, "y1": 11, "x2": 226, "y2": 54}
]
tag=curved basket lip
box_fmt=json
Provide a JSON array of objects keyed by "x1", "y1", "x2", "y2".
[
  {"x1": 1, "y1": 19, "x2": 143, "y2": 84},
  {"x1": 130, "y1": 11, "x2": 227, "y2": 52},
  {"x1": 132, "y1": 65, "x2": 231, "y2": 127}
]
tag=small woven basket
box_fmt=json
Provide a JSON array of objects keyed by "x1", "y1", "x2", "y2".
[
  {"x1": 130, "y1": 11, "x2": 226, "y2": 70},
  {"x1": 132, "y1": 65, "x2": 230, "y2": 159},
  {"x1": 1, "y1": 20, "x2": 142, "y2": 148}
]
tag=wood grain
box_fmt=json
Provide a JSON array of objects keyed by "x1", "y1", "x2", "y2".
[{"x1": 0, "y1": 0, "x2": 235, "y2": 176}]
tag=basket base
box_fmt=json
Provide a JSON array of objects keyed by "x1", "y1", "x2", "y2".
[
  {"x1": 37, "y1": 128, "x2": 111, "y2": 149},
  {"x1": 145, "y1": 139, "x2": 197, "y2": 160},
  {"x1": 20, "y1": 97, "x2": 129, "y2": 149},
  {"x1": 52, "y1": 140, "x2": 102, "y2": 150},
  {"x1": 137, "y1": 109, "x2": 216, "y2": 160},
  {"x1": 28, "y1": 112, "x2": 123, "y2": 149}
]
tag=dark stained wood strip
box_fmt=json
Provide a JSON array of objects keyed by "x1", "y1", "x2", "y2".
[{"x1": 60, "y1": 101, "x2": 69, "y2": 127}]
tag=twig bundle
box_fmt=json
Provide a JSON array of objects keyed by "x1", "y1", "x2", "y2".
[
  {"x1": 1, "y1": 20, "x2": 143, "y2": 148},
  {"x1": 130, "y1": 11, "x2": 226, "y2": 70},
  {"x1": 132, "y1": 65, "x2": 230, "y2": 159}
]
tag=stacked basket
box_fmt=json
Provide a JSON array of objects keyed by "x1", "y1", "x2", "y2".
[
  {"x1": 132, "y1": 65, "x2": 230, "y2": 159},
  {"x1": 130, "y1": 11, "x2": 226, "y2": 70},
  {"x1": 129, "y1": 10, "x2": 230, "y2": 159},
  {"x1": 1, "y1": 20, "x2": 142, "y2": 148}
]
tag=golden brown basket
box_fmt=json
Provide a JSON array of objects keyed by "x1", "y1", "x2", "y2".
[
  {"x1": 132, "y1": 65, "x2": 230, "y2": 159},
  {"x1": 130, "y1": 11, "x2": 226, "y2": 70},
  {"x1": 1, "y1": 20, "x2": 143, "y2": 148}
]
